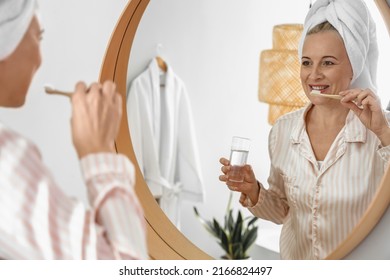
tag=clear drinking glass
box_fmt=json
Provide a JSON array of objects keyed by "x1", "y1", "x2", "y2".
[{"x1": 228, "y1": 136, "x2": 250, "y2": 182}]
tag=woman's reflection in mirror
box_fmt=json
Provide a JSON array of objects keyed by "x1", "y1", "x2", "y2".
[{"x1": 219, "y1": 0, "x2": 390, "y2": 260}]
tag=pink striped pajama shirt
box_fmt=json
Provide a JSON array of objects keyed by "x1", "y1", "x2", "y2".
[
  {"x1": 0, "y1": 122, "x2": 148, "y2": 259},
  {"x1": 244, "y1": 104, "x2": 390, "y2": 259}
]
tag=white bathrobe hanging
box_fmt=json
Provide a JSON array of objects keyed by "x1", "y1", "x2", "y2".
[{"x1": 127, "y1": 58, "x2": 205, "y2": 228}]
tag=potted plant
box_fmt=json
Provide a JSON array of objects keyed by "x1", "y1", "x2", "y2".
[{"x1": 193, "y1": 192, "x2": 259, "y2": 260}]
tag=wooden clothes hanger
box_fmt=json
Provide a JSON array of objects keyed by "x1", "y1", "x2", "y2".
[
  {"x1": 155, "y1": 43, "x2": 168, "y2": 73},
  {"x1": 156, "y1": 56, "x2": 168, "y2": 73}
]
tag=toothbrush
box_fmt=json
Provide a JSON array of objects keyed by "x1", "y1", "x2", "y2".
[
  {"x1": 310, "y1": 89, "x2": 342, "y2": 100},
  {"x1": 44, "y1": 84, "x2": 72, "y2": 98}
]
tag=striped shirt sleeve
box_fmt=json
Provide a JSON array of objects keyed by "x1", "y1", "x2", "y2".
[
  {"x1": 0, "y1": 124, "x2": 148, "y2": 259},
  {"x1": 243, "y1": 121, "x2": 290, "y2": 224},
  {"x1": 80, "y1": 153, "x2": 148, "y2": 260}
]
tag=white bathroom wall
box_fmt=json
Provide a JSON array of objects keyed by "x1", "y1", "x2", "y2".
[{"x1": 0, "y1": 0, "x2": 127, "y2": 203}]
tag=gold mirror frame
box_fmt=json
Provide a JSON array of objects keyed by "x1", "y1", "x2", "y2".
[{"x1": 99, "y1": 0, "x2": 390, "y2": 260}]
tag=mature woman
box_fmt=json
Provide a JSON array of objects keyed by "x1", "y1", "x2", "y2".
[
  {"x1": 0, "y1": 1, "x2": 147, "y2": 259},
  {"x1": 219, "y1": 0, "x2": 390, "y2": 259}
]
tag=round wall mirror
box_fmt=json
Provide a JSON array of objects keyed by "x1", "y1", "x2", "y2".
[{"x1": 99, "y1": 0, "x2": 390, "y2": 260}]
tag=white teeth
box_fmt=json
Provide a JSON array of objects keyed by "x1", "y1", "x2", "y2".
[{"x1": 312, "y1": 86, "x2": 327, "y2": 90}]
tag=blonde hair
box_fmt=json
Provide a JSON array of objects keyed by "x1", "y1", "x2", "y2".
[{"x1": 307, "y1": 21, "x2": 338, "y2": 35}]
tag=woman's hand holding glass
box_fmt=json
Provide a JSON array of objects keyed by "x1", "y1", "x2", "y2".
[
  {"x1": 219, "y1": 157, "x2": 260, "y2": 206},
  {"x1": 340, "y1": 88, "x2": 390, "y2": 146}
]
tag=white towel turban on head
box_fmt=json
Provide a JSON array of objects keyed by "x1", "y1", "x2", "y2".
[
  {"x1": 298, "y1": 0, "x2": 379, "y2": 92},
  {"x1": 0, "y1": 0, "x2": 37, "y2": 61}
]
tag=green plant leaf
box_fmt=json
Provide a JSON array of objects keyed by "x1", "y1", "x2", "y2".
[
  {"x1": 232, "y1": 242, "x2": 244, "y2": 259},
  {"x1": 219, "y1": 229, "x2": 229, "y2": 253},
  {"x1": 227, "y1": 209, "x2": 234, "y2": 233},
  {"x1": 232, "y1": 211, "x2": 243, "y2": 244},
  {"x1": 193, "y1": 207, "x2": 207, "y2": 225},
  {"x1": 224, "y1": 209, "x2": 230, "y2": 230},
  {"x1": 236, "y1": 210, "x2": 243, "y2": 226},
  {"x1": 193, "y1": 207, "x2": 210, "y2": 229},
  {"x1": 194, "y1": 195, "x2": 260, "y2": 260},
  {"x1": 242, "y1": 227, "x2": 258, "y2": 252},
  {"x1": 247, "y1": 216, "x2": 259, "y2": 227},
  {"x1": 203, "y1": 221, "x2": 218, "y2": 238},
  {"x1": 193, "y1": 207, "x2": 220, "y2": 238},
  {"x1": 213, "y1": 218, "x2": 223, "y2": 238}
]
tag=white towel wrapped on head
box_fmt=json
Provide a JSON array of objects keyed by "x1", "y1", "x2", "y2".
[
  {"x1": 298, "y1": 0, "x2": 378, "y2": 92},
  {"x1": 0, "y1": 0, "x2": 37, "y2": 60}
]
